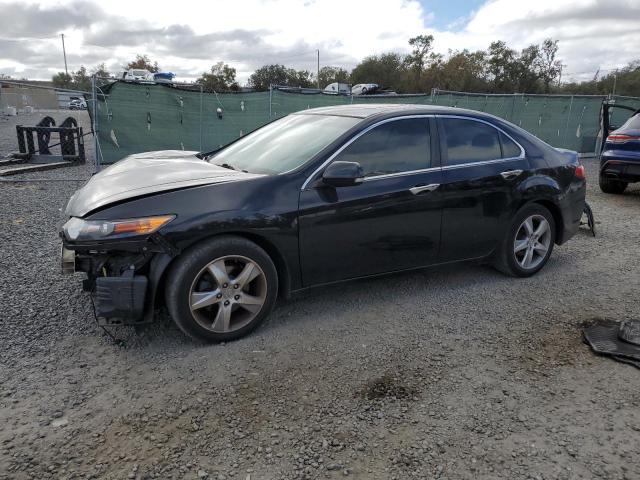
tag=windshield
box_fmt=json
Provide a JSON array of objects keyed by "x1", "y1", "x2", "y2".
[{"x1": 208, "y1": 114, "x2": 360, "y2": 174}]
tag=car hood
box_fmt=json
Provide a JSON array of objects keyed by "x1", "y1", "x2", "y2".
[{"x1": 65, "y1": 150, "x2": 265, "y2": 217}]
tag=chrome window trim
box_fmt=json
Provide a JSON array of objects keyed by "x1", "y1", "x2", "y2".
[
  {"x1": 441, "y1": 156, "x2": 523, "y2": 171},
  {"x1": 300, "y1": 114, "x2": 434, "y2": 190},
  {"x1": 361, "y1": 166, "x2": 440, "y2": 182},
  {"x1": 438, "y1": 114, "x2": 526, "y2": 165}
]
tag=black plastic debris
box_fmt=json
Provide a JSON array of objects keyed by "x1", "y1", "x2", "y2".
[
  {"x1": 583, "y1": 319, "x2": 640, "y2": 369},
  {"x1": 582, "y1": 202, "x2": 596, "y2": 237}
]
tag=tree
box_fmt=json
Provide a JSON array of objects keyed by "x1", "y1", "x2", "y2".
[
  {"x1": 72, "y1": 66, "x2": 91, "y2": 92},
  {"x1": 52, "y1": 72, "x2": 72, "y2": 88},
  {"x1": 434, "y1": 50, "x2": 488, "y2": 92},
  {"x1": 288, "y1": 69, "x2": 314, "y2": 88},
  {"x1": 516, "y1": 45, "x2": 542, "y2": 93},
  {"x1": 487, "y1": 41, "x2": 520, "y2": 92},
  {"x1": 537, "y1": 39, "x2": 562, "y2": 93},
  {"x1": 248, "y1": 64, "x2": 290, "y2": 90},
  {"x1": 196, "y1": 62, "x2": 240, "y2": 91},
  {"x1": 350, "y1": 53, "x2": 407, "y2": 91},
  {"x1": 405, "y1": 34, "x2": 436, "y2": 89},
  {"x1": 91, "y1": 63, "x2": 111, "y2": 79},
  {"x1": 247, "y1": 64, "x2": 315, "y2": 90},
  {"x1": 318, "y1": 66, "x2": 350, "y2": 88},
  {"x1": 52, "y1": 63, "x2": 110, "y2": 91},
  {"x1": 125, "y1": 54, "x2": 159, "y2": 73}
]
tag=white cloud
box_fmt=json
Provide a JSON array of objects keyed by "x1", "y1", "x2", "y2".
[{"x1": 1, "y1": 0, "x2": 639, "y2": 84}]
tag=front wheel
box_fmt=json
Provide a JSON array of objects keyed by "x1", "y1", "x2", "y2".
[
  {"x1": 494, "y1": 204, "x2": 556, "y2": 277},
  {"x1": 165, "y1": 236, "x2": 278, "y2": 343},
  {"x1": 599, "y1": 174, "x2": 627, "y2": 194}
]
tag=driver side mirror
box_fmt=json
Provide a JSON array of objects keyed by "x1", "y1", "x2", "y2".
[{"x1": 322, "y1": 161, "x2": 364, "y2": 187}]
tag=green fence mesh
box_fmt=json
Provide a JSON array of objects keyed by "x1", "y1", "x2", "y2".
[{"x1": 88, "y1": 82, "x2": 640, "y2": 165}]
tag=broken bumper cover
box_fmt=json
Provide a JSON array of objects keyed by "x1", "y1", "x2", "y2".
[
  {"x1": 556, "y1": 182, "x2": 586, "y2": 244},
  {"x1": 95, "y1": 275, "x2": 148, "y2": 322},
  {"x1": 61, "y1": 246, "x2": 76, "y2": 274}
]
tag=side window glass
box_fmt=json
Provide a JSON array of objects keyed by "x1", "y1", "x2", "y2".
[
  {"x1": 334, "y1": 118, "x2": 430, "y2": 177},
  {"x1": 500, "y1": 132, "x2": 522, "y2": 158},
  {"x1": 441, "y1": 118, "x2": 501, "y2": 165}
]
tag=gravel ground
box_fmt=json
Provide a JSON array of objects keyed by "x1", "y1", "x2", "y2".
[{"x1": 1, "y1": 119, "x2": 639, "y2": 480}]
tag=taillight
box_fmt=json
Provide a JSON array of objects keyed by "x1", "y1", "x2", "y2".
[
  {"x1": 575, "y1": 164, "x2": 586, "y2": 180},
  {"x1": 607, "y1": 134, "x2": 640, "y2": 144}
]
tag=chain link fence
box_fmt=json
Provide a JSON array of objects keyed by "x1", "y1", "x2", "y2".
[
  {"x1": 86, "y1": 79, "x2": 640, "y2": 167},
  {"x1": 3, "y1": 78, "x2": 638, "y2": 168}
]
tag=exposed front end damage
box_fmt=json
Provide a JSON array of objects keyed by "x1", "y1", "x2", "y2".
[{"x1": 61, "y1": 234, "x2": 177, "y2": 326}]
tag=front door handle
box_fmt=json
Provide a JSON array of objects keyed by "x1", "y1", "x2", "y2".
[
  {"x1": 500, "y1": 169, "x2": 523, "y2": 180},
  {"x1": 410, "y1": 183, "x2": 440, "y2": 195}
]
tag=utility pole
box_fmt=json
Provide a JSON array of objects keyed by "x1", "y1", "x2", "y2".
[
  {"x1": 317, "y1": 49, "x2": 320, "y2": 90},
  {"x1": 61, "y1": 33, "x2": 68, "y2": 76},
  {"x1": 612, "y1": 73, "x2": 617, "y2": 96}
]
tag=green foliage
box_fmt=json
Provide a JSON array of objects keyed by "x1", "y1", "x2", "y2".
[
  {"x1": 243, "y1": 35, "x2": 638, "y2": 96},
  {"x1": 91, "y1": 63, "x2": 110, "y2": 79},
  {"x1": 51, "y1": 63, "x2": 110, "y2": 91},
  {"x1": 557, "y1": 61, "x2": 640, "y2": 97},
  {"x1": 350, "y1": 53, "x2": 406, "y2": 91},
  {"x1": 318, "y1": 66, "x2": 350, "y2": 88},
  {"x1": 345, "y1": 36, "x2": 566, "y2": 94},
  {"x1": 248, "y1": 64, "x2": 315, "y2": 90},
  {"x1": 72, "y1": 66, "x2": 90, "y2": 92},
  {"x1": 196, "y1": 62, "x2": 239, "y2": 92},
  {"x1": 51, "y1": 72, "x2": 73, "y2": 89},
  {"x1": 125, "y1": 54, "x2": 159, "y2": 73}
]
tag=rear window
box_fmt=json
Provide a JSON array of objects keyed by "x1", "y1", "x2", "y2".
[
  {"x1": 441, "y1": 118, "x2": 501, "y2": 165},
  {"x1": 622, "y1": 113, "x2": 640, "y2": 130},
  {"x1": 500, "y1": 132, "x2": 522, "y2": 158}
]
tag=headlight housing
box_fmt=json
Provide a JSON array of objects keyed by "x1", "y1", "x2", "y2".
[{"x1": 63, "y1": 215, "x2": 175, "y2": 241}]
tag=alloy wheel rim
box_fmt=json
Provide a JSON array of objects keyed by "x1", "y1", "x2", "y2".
[
  {"x1": 513, "y1": 214, "x2": 551, "y2": 270},
  {"x1": 189, "y1": 255, "x2": 267, "y2": 333}
]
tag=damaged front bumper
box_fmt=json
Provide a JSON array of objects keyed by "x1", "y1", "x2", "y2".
[{"x1": 61, "y1": 234, "x2": 177, "y2": 325}]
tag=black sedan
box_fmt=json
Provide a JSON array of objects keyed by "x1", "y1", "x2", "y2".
[{"x1": 61, "y1": 105, "x2": 586, "y2": 342}]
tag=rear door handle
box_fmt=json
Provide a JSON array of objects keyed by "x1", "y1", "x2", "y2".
[
  {"x1": 410, "y1": 183, "x2": 440, "y2": 195},
  {"x1": 500, "y1": 169, "x2": 523, "y2": 180}
]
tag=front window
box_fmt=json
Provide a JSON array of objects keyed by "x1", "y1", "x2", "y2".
[
  {"x1": 332, "y1": 118, "x2": 431, "y2": 177},
  {"x1": 209, "y1": 114, "x2": 360, "y2": 174}
]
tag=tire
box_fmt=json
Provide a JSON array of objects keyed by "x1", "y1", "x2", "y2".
[
  {"x1": 165, "y1": 236, "x2": 278, "y2": 343},
  {"x1": 494, "y1": 203, "x2": 556, "y2": 277},
  {"x1": 599, "y1": 174, "x2": 627, "y2": 194}
]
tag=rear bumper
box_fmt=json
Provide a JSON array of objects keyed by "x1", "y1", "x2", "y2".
[
  {"x1": 557, "y1": 182, "x2": 586, "y2": 245},
  {"x1": 600, "y1": 156, "x2": 640, "y2": 183}
]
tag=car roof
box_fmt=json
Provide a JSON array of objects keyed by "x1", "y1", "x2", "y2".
[{"x1": 295, "y1": 103, "x2": 486, "y2": 120}]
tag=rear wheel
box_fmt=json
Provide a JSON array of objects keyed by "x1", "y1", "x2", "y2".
[
  {"x1": 599, "y1": 174, "x2": 627, "y2": 194},
  {"x1": 165, "y1": 236, "x2": 278, "y2": 342},
  {"x1": 494, "y1": 204, "x2": 556, "y2": 277}
]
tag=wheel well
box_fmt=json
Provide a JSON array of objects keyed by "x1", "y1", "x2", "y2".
[
  {"x1": 532, "y1": 199, "x2": 563, "y2": 244},
  {"x1": 153, "y1": 232, "x2": 292, "y2": 312}
]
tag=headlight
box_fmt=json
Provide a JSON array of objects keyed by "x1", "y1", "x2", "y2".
[{"x1": 63, "y1": 215, "x2": 175, "y2": 241}]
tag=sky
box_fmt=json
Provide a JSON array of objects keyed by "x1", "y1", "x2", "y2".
[{"x1": 0, "y1": 0, "x2": 639, "y2": 85}]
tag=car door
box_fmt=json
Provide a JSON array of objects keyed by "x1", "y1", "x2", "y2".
[
  {"x1": 298, "y1": 116, "x2": 442, "y2": 286},
  {"x1": 436, "y1": 116, "x2": 528, "y2": 262}
]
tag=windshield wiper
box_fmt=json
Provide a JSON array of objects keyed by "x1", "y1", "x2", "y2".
[
  {"x1": 196, "y1": 147, "x2": 222, "y2": 160},
  {"x1": 217, "y1": 163, "x2": 237, "y2": 171}
]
